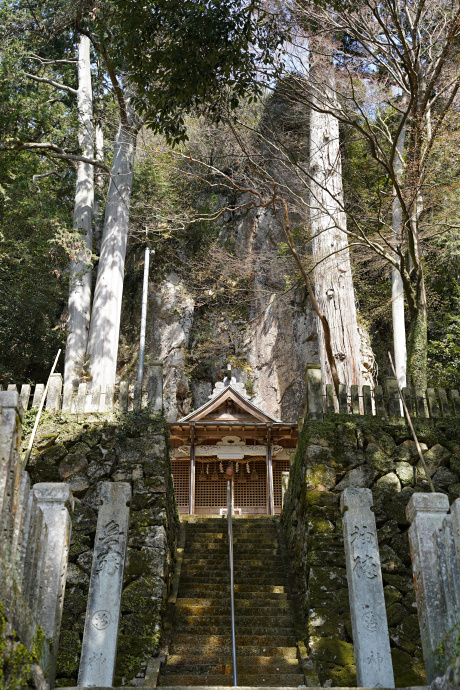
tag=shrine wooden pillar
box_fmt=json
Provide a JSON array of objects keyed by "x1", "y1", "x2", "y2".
[
  {"x1": 266, "y1": 425, "x2": 274, "y2": 515},
  {"x1": 189, "y1": 423, "x2": 195, "y2": 515}
]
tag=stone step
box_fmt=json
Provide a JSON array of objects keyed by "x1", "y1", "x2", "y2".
[
  {"x1": 170, "y1": 634, "x2": 298, "y2": 649},
  {"x1": 185, "y1": 520, "x2": 278, "y2": 529},
  {"x1": 180, "y1": 561, "x2": 283, "y2": 570},
  {"x1": 158, "y1": 672, "x2": 304, "y2": 686},
  {"x1": 184, "y1": 544, "x2": 278, "y2": 552},
  {"x1": 174, "y1": 611, "x2": 293, "y2": 621},
  {"x1": 175, "y1": 601, "x2": 291, "y2": 614},
  {"x1": 178, "y1": 574, "x2": 287, "y2": 583},
  {"x1": 178, "y1": 584, "x2": 287, "y2": 595},
  {"x1": 178, "y1": 575, "x2": 287, "y2": 585},
  {"x1": 176, "y1": 590, "x2": 290, "y2": 601},
  {"x1": 167, "y1": 647, "x2": 298, "y2": 661},
  {"x1": 172, "y1": 622, "x2": 296, "y2": 636},
  {"x1": 182, "y1": 555, "x2": 284, "y2": 564},
  {"x1": 186, "y1": 533, "x2": 277, "y2": 542},
  {"x1": 163, "y1": 657, "x2": 301, "y2": 674}
]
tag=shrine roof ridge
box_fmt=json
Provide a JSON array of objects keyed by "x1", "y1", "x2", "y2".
[{"x1": 176, "y1": 383, "x2": 284, "y2": 424}]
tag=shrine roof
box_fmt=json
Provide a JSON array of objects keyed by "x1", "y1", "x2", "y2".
[{"x1": 177, "y1": 383, "x2": 282, "y2": 424}]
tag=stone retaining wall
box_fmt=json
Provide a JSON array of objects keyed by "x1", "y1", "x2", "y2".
[
  {"x1": 22, "y1": 409, "x2": 179, "y2": 687},
  {"x1": 283, "y1": 414, "x2": 460, "y2": 687}
]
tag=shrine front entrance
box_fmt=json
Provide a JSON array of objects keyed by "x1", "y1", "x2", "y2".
[
  {"x1": 168, "y1": 375, "x2": 297, "y2": 516},
  {"x1": 171, "y1": 456, "x2": 290, "y2": 515}
]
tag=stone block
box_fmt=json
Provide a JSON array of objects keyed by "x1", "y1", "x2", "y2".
[
  {"x1": 433, "y1": 467, "x2": 458, "y2": 492},
  {"x1": 374, "y1": 472, "x2": 401, "y2": 495},
  {"x1": 58, "y1": 455, "x2": 89, "y2": 479},
  {"x1": 423, "y1": 444, "x2": 451, "y2": 476},
  {"x1": 396, "y1": 439, "x2": 428, "y2": 463},
  {"x1": 335, "y1": 466, "x2": 377, "y2": 491},
  {"x1": 365, "y1": 443, "x2": 395, "y2": 473},
  {"x1": 306, "y1": 463, "x2": 336, "y2": 491},
  {"x1": 395, "y1": 461, "x2": 414, "y2": 487}
]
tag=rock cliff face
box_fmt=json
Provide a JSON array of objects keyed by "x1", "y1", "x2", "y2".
[{"x1": 145, "y1": 205, "x2": 320, "y2": 422}]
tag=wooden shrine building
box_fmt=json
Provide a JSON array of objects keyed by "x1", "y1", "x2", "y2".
[{"x1": 169, "y1": 376, "x2": 298, "y2": 515}]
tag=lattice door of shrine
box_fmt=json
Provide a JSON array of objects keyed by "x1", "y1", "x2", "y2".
[
  {"x1": 194, "y1": 457, "x2": 268, "y2": 515},
  {"x1": 171, "y1": 455, "x2": 290, "y2": 515},
  {"x1": 171, "y1": 458, "x2": 190, "y2": 512}
]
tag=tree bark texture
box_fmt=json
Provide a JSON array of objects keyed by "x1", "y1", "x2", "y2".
[
  {"x1": 64, "y1": 35, "x2": 94, "y2": 386},
  {"x1": 309, "y1": 71, "x2": 363, "y2": 391},
  {"x1": 94, "y1": 120, "x2": 104, "y2": 255},
  {"x1": 392, "y1": 125, "x2": 407, "y2": 388},
  {"x1": 86, "y1": 116, "x2": 137, "y2": 390}
]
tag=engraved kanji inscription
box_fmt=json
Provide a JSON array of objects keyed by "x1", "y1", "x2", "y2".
[
  {"x1": 96, "y1": 520, "x2": 124, "y2": 576},
  {"x1": 353, "y1": 554, "x2": 379, "y2": 579}
]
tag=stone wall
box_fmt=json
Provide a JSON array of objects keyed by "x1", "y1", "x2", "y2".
[
  {"x1": 283, "y1": 413, "x2": 460, "y2": 687},
  {"x1": 22, "y1": 409, "x2": 180, "y2": 687}
]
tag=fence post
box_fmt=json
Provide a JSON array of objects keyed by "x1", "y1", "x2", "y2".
[
  {"x1": 147, "y1": 362, "x2": 163, "y2": 413},
  {"x1": 306, "y1": 363, "x2": 323, "y2": 419},
  {"x1": 46, "y1": 373, "x2": 63, "y2": 412}
]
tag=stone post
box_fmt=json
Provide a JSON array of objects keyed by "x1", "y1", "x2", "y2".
[
  {"x1": 45, "y1": 373, "x2": 63, "y2": 412},
  {"x1": 0, "y1": 391, "x2": 24, "y2": 562},
  {"x1": 306, "y1": 363, "x2": 323, "y2": 419},
  {"x1": 20, "y1": 384, "x2": 31, "y2": 411},
  {"x1": 385, "y1": 377, "x2": 402, "y2": 417},
  {"x1": 341, "y1": 488, "x2": 395, "y2": 688},
  {"x1": 281, "y1": 471, "x2": 289, "y2": 509},
  {"x1": 406, "y1": 492, "x2": 450, "y2": 682},
  {"x1": 32, "y1": 383, "x2": 45, "y2": 408},
  {"x1": 147, "y1": 362, "x2": 163, "y2": 413},
  {"x1": 119, "y1": 381, "x2": 129, "y2": 412},
  {"x1": 78, "y1": 482, "x2": 131, "y2": 688},
  {"x1": 33, "y1": 482, "x2": 74, "y2": 687}
]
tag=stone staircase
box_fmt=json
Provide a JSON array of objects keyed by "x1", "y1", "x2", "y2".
[{"x1": 158, "y1": 516, "x2": 305, "y2": 687}]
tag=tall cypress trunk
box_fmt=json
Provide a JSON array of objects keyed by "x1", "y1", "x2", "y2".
[
  {"x1": 392, "y1": 125, "x2": 407, "y2": 387},
  {"x1": 86, "y1": 115, "x2": 137, "y2": 390},
  {"x1": 64, "y1": 34, "x2": 94, "y2": 385},
  {"x1": 94, "y1": 119, "x2": 104, "y2": 255},
  {"x1": 309, "y1": 70, "x2": 363, "y2": 390}
]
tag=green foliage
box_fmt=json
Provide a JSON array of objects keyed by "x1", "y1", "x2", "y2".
[
  {"x1": 102, "y1": 0, "x2": 285, "y2": 143},
  {"x1": 0, "y1": 151, "x2": 72, "y2": 383}
]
